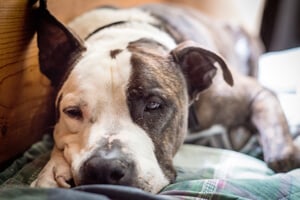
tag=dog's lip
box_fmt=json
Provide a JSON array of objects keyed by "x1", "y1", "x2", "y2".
[{"x1": 67, "y1": 178, "x2": 76, "y2": 188}]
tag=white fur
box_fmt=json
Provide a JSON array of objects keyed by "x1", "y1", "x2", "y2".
[
  {"x1": 31, "y1": 7, "x2": 180, "y2": 193},
  {"x1": 68, "y1": 7, "x2": 176, "y2": 49},
  {"x1": 53, "y1": 14, "x2": 176, "y2": 192}
]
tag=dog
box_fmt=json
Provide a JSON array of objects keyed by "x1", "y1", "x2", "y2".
[{"x1": 31, "y1": 1, "x2": 300, "y2": 193}]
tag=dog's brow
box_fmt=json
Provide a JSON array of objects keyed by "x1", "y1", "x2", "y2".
[
  {"x1": 129, "y1": 87, "x2": 167, "y2": 99},
  {"x1": 146, "y1": 87, "x2": 167, "y2": 98}
]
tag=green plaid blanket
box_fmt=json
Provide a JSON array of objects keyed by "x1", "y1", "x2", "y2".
[{"x1": 1, "y1": 135, "x2": 300, "y2": 200}]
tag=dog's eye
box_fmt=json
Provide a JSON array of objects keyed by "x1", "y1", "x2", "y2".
[
  {"x1": 144, "y1": 97, "x2": 162, "y2": 112},
  {"x1": 63, "y1": 106, "x2": 83, "y2": 120}
]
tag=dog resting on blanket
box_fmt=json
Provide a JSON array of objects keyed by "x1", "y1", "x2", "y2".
[{"x1": 31, "y1": 1, "x2": 300, "y2": 193}]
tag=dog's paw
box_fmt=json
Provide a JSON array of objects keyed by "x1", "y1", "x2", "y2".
[
  {"x1": 31, "y1": 164, "x2": 72, "y2": 188},
  {"x1": 53, "y1": 163, "x2": 73, "y2": 188},
  {"x1": 31, "y1": 152, "x2": 73, "y2": 188},
  {"x1": 265, "y1": 145, "x2": 300, "y2": 172},
  {"x1": 30, "y1": 163, "x2": 60, "y2": 188}
]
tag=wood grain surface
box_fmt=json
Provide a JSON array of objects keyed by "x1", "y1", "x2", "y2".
[{"x1": 0, "y1": 0, "x2": 55, "y2": 165}]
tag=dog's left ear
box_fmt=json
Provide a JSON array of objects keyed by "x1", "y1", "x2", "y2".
[
  {"x1": 37, "y1": 0, "x2": 86, "y2": 87},
  {"x1": 171, "y1": 40, "x2": 233, "y2": 100}
]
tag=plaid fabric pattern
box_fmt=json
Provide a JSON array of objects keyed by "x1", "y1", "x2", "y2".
[
  {"x1": 162, "y1": 170, "x2": 300, "y2": 200},
  {"x1": 1, "y1": 135, "x2": 300, "y2": 200}
]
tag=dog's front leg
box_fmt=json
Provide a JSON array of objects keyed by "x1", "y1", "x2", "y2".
[
  {"x1": 251, "y1": 89, "x2": 300, "y2": 172},
  {"x1": 31, "y1": 146, "x2": 72, "y2": 188}
]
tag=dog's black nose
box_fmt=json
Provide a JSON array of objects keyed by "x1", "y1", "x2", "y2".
[{"x1": 80, "y1": 149, "x2": 135, "y2": 186}]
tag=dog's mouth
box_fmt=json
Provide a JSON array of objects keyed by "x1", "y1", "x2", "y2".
[
  {"x1": 64, "y1": 140, "x2": 172, "y2": 193},
  {"x1": 66, "y1": 178, "x2": 76, "y2": 188}
]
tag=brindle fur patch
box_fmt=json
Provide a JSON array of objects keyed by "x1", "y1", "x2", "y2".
[
  {"x1": 127, "y1": 38, "x2": 189, "y2": 181},
  {"x1": 110, "y1": 49, "x2": 123, "y2": 59}
]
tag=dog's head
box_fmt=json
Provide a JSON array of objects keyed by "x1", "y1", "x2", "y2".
[{"x1": 37, "y1": 5, "x2": 233, "y2": 193}]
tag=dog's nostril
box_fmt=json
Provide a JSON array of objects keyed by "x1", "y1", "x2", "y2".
[
  {"x1": 81, "y1": 154, "x2": 135, "y2": 186},
  {"x1": 109, "y1": 168, "x2": 125, "y2": 183}
]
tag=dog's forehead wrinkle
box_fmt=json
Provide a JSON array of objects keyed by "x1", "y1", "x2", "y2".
[{"x1": 110, "y1": 62, "x2": 115, "y2": 97}]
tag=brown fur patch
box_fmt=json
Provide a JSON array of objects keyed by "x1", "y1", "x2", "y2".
[
  {"x1": 127, "y1": 38, "x2": 189, "y2": 182},
  {"x1": 110, "y1": 49, "x2": 123, "y2": 59}
]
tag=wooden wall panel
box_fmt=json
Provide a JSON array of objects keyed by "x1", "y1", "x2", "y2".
[{"x1": 0, "y1": 0, "x2": 55, "y2": 165}]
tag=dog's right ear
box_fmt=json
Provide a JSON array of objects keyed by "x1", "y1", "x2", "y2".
[
  {"x1": 171, "y1": 40, "x2": 233, "y2": 100},
  {"x1": 37, "y1": 0, "x2": 86, "y2": 87}
]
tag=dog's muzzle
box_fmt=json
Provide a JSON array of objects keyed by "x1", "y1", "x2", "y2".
[{"x1": 79, "y1": 146, "x2": 137, "y2": 186}]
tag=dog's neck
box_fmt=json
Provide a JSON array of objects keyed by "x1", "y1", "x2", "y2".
[
  {"x1": 86, "y1": 21, "x2": 176, "y2": 49},
  {"x1": 68, "y1": 8, "x2": 177, "y2": 52},
  {"x1": 84, "y1": 21, "x2": 127, "y2": 40}
]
